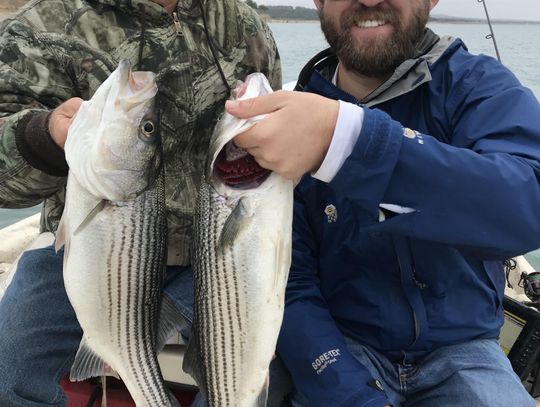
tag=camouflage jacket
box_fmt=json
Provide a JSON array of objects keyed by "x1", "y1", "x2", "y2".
[{"x1": 0, "y1": 0, "x2": 281, "y2": 265}]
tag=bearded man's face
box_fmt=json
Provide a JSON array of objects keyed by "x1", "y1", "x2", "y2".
[{"x1": 319, "y1": 0, "x2": 432, "y2": 77}]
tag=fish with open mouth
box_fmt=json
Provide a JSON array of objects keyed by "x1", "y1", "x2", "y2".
[{"x1": 184, "y1": 73, "x2": 294, "y2": 407}]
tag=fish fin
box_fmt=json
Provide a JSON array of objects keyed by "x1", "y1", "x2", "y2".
[
  {"x1": 182, "y1": 329, "x2": 207, "y2": 399},
  {"x1": 219, "y1": 198, "x2": 251, "y2": 250},
  {"x1": 55, "y1": 209, "x2": 67, "y2": 252},
  {"x1": 73, "y1": 200, "x2": 107, "y2": 236},
  {"x1": 55, "y1": 206, "x2": 71, "y2": 273},
  {"x1": 155, "y1": 295, "x2": 186, "y2": 353},
  {"x1": 254, "y1": 373, "x2": 270, "y2": 407},
  {"x1": 70, "y1": 337, "x2": 119, "y2": 381}
]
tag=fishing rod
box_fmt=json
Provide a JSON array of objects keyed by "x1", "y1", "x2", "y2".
[{"x1": 477, "y1": 0, "x2": 502, "y2": 62}]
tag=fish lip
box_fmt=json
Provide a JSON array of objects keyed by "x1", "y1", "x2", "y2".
[
  {"x1": 115, "y1": 59, "x2": 158, "y2": 111},
  {"x1": 117, "y1": 59, "x2": 131, "y2": 85},
  {"x1": 205, "y1": 73, "x2": 277, "y2": 196},
  {"x1": 208, "y1": 162, "x2": 279, "y2": 198},
  {"x1": 210, "y1": 175, "x2": 280, "y2": 200}
]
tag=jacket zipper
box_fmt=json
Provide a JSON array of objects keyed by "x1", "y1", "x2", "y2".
[
  {"x1": 394, "y1": 237, "x2": 421, "y2": 346},
  {"x1": 172, "y1": 12, "x2": 183, "y2": 36}
]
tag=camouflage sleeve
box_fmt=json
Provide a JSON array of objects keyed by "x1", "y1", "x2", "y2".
[
  {"x1": 237, "y1": 2, "x2": 282, "y2": 91},
  {"x1": 0, "y1": 15, "x2": 75, "y2": 208},
  {"x1": 258, "y1": 17, "x2": 282, "y2": 91}
]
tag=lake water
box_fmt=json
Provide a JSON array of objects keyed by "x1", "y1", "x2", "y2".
[
  {"x1": 270, "y1": 21, "x2": 540, "y2": 97},
  {"x1": 1, "y1": 21, "x2": 539, "y2": 231}
]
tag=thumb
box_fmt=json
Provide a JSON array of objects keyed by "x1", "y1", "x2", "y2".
[
  {"x1": 65, "y1": 97, "x2": 84, "y2": 116},
  {"x1": 68, "y1": 97, "x2": 84, "y2": 109},
  {"x1": 225, "y1": 92, "x2": 283, "y2": 119}
]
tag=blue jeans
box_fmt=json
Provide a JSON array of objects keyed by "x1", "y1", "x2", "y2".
[{"x1": 289, "y1": 337, "x2": 535, "y2": 407}]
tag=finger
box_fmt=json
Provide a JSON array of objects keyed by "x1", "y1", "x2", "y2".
[
  {"x1": 233, "y1": 125, "x2": 260, "y2": 149},
  {"x1": 65, "y1": 97, "x2": 84, "y2": 114},
  {"x1": 225, "y1": 91, "x2": 289, "y2": 119},
  {"x1": 69, "y1": 97, "x2": 84, "y2": 107},
  {"x1": 55, "y1": 97, "x2": 83, "y2": 118}
]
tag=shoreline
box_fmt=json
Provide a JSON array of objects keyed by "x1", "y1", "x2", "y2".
[
  {"x1": 266, "y1": 17, "x2": 540, "y2": 25},
  {"x1": 2, "y1": 10, "x2": 539, "y2": 25},
  {"x1": 267, "y1": 19, "x2": 318, "y2": 24}
]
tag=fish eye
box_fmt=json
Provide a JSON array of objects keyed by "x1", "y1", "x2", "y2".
[{"x1": 139, "y1": 120, "x2": 156, "y2": 142}]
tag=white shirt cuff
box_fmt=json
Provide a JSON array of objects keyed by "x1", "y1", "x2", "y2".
[{"x1": 312, "y1": 100, "x2": 364, "y2": 183}]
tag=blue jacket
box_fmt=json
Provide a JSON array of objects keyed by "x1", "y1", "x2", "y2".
[{"x1": 276, "y1": 33, "x2": 540, "y2": 407}]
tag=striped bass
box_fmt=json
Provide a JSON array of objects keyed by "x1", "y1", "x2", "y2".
[
  {"x1": 184, "y1": 73, "x2": 294, "y2": 407},
  {"x1": 55, "y1": 60, "x2": 181, "y2": 407}
]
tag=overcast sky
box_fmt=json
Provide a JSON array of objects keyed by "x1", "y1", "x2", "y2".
[{"x1": 260, "y1": 0, "x2": 540, "y2": 22}]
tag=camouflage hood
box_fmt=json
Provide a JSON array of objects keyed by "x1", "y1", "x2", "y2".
[{"x1": 93, "y1": 0, "x2": 185, "y2": 22}]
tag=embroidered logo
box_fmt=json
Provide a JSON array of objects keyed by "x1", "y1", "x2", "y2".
[
  {"x1": 403, "y1": 127, "x2": 418, "y2": 138},
  {"x1": 403, "y1": 127, "x2": 424, "y2": 144},
  {"x1": 324, "y1": 204, "x2": 337, "y2": 223}
]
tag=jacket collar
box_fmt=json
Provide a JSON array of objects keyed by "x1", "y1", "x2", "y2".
[
  {"x1": 91, "y1": 0, "x2": 199, "y2": 22},
  {"x1": 296, "y1": 29, "x2": 457, "y2": 107}
]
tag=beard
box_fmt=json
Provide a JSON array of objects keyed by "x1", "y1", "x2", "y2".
[{"x1": 320, "y1": 1, "x2": 431, "y2": 77}]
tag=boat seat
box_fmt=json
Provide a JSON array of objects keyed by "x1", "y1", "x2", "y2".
[{"x1": 160, "y1": 336, "x2": 197, "y2": 387}]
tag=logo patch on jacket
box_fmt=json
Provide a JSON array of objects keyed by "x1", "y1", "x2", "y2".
[
  {"x1": 311, "y1": 348, "x2": 341, "y2": 375},
  {"x1": 324, "y1": 204, "x2": 337, "y2": 223},
  {"x1": 403, "y1": 127, "x2": 418, "y2": 138},
  {"x1": 403, "y1": 127, "x2": 424, "y2": 144}
]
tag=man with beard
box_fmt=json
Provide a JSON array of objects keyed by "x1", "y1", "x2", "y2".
[{"x1": 226, "y1": 0, "x2": 540, "y2": 406}]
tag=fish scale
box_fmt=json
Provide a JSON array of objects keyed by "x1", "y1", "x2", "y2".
[
  {"x1": 64, "y1": 174, "x2": 170, "y2": 406},
  {"x1": 194, "y1": 184, "x2": 246, "y2": 406}
]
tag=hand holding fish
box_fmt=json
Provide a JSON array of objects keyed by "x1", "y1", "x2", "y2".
[
  {"x1": 48, "y1": 97, "x2": 83, "y2": 149},
  {"x1": 226, "y1": 90, "x2": 339, "y2": 180}
]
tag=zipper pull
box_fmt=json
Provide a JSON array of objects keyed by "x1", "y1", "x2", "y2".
[{"x1": 172, "y1": 12, "x2": 183, "y2": 36}]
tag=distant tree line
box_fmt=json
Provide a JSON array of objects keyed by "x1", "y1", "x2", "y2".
[
  {"x1": 245, "y1": 2, "x2": 540, "y2": 24},
  {"x1": 246, "y1": 1, "x2": 319, "y2": 20}
]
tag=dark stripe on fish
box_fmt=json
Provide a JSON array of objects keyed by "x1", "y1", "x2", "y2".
[
  {"x1": 229, "y1": 247, "x2": 241, "y2": 398},
  {"x1": 107, "y1": 221, "x2": 115, "y2": 334},
  {"x1": 117, "y1": 221, "x2": 126, "y2": 349}
]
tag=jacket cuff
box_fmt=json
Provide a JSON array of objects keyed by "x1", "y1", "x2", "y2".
[{"x1": 15, "y1": 111, "x2": 69, "y2": 177}]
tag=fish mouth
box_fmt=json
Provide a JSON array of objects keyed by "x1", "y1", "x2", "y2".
[{"x1": 213, "y1": 142, "x2": 270, "y2": 189}]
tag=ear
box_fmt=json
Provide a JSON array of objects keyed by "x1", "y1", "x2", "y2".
[{"x1": 314, "y1": 0, "x2": 323, "y2": 12}]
